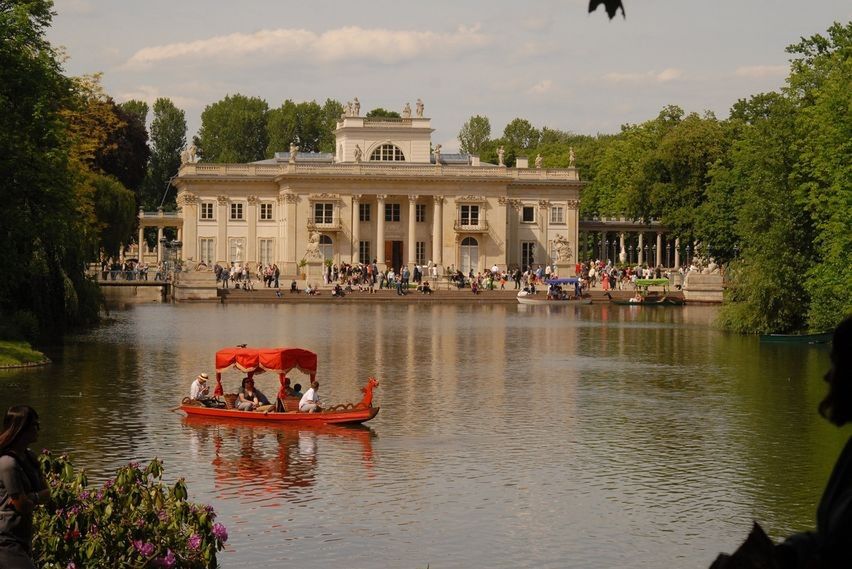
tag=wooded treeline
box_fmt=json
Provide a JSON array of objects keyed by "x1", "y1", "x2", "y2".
[
  {"x1": 455, "y1": 22, "x2": 850, "y2": 333},
  {"x1": 1, "y1": 1, "x2": 848, "y2": 339}
]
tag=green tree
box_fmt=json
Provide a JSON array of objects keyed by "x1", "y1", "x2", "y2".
[
  {"x1": 196, "y1": 94, "x2": 268, "y2": 163},
  {"x1": 96, "y1": 100, "x2": 150, "y2": 195},
  {"x1": 119, "y1": 99, "x2": 149, "y2": 129},
  {"x1": 267, "y1": 99, "x2": 328, "y2": 155},
  {"x1": 144, "y1": 98, "x2": 186, "y2": 209},
  {"x1": 365, "y1": 107, "x2": 401, "y2": 119},
  {"x1": 718, "y1": 93, "x2": 812, "y2": 333},
  {"x1": 0, "y1": 0, "x2": 101, "y2": 341},
  {"x1": 786, "y1": 22, "x2": 852, "y2": 330},
  {"x1": 458, "y1": 115, "x2": 491, "y2": 154},
  {"x1": 319, "y1": 98, "x2": 344, "y2": 152},
  {"x1": 502, "y1": 118, "x2": 540, "y2": 149}
]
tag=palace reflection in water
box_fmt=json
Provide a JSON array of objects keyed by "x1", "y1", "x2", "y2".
[{"x1": 0, "y1": 303, "x2": 839, "y2": 569}]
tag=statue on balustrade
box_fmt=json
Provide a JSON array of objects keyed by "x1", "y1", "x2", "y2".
[
  {"x1": 353, "y1": 97, "x2": 360, "y2": 116},
  {"x1": 402, "y1": 102, "x2": 412, "y2": 118},
  {"x1": 354, "y1": 144, "x2": 363, "y2": 163},
  {"x1": 289, "y1": 143, "x2": 299, "y2": 163},
  {"x1": 415, "y1": 98, "x2": 424, "y2": 117}
]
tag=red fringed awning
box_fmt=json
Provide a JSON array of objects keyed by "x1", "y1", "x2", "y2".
[{"x1": 215, "y1": 347, "x2": 318, "y2": 376}]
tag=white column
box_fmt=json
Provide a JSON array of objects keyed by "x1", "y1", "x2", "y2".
[
  {"x1": 156, "y1": 226, "x2": 164, "y2": 263},
  {"x1": 432, "y1": 196, "x2": 443, "y2": 268},
  {"x1": 674, "y1": 237, "x2": 681, "y2": 269},
  {"x1": 247, "y1": 195, "x2": 258, "y2": 265},
  {"x1": 138, "y1": 225, "x2": 145, "y2": 259},
  {"x1": 376, "y1": 194, "x2": 386, "y2": 267},
  {"x1": 408, "y1": 195, "x2": 418, "y2": 271},
  {"x1": 656, "y1": 232, "x2": 663, "y2": 267},
  {"x1": 637, "y1": 233, "x2": 644, "y2": 266},
  {"x1": 619, "y1": 232, "x2": 626, "y2": 264},
  {"x1": 217, "y1": 196, "x2": 228, "y2": 263},
  {"x1": 352, "y1": 195, "x2": 361, "y2": 264}
]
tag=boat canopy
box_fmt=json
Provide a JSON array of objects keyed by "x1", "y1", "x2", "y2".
[
  {"x1": 545, "y1": 278, "x2": 579, "y2": 285},
  {"x1": 213, "y1": 347, "x2": 318, "y2": 399},
  {"x1": 635, "y1": 278, "x2": 670, "y2": 287}
]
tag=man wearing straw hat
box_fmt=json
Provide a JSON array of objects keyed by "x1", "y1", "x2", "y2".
[{"x1": 190, "y1": 373, "x2": 213, "y2": 405}]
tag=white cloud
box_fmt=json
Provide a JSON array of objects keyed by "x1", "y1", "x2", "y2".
[
  {"x1": 601, "y1": 67, "x2": 683, "y2": 84},
  {"x1": 527, "y1": 79, "x2": 554, "y2": 95},
  {"x1": 115, "y1": 85, "x2": 205, "y2": 112},
  {"x1": 735, "y1": 65, "x2": 788, "y2": 78},
  {"x1": 124, "y1": 25, "x2": 491, "y2": 69}
]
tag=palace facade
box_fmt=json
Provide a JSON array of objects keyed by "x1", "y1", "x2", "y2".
[{"x1": 142, "y1": 110, "x2": 583, "y2": 276}]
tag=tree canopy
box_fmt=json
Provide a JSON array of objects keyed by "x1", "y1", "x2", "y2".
[{"x1": 196, "y1": 94, "x2": 268, "y2": 163}]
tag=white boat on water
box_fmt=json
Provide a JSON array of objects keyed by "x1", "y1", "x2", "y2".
[{"x1": 517, "y1": 278, "x2": 592, "y2": 305}]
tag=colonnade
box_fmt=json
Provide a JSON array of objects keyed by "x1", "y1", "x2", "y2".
[{"x1": 578, "y1": 230, "x2": 697, "y2": 269}]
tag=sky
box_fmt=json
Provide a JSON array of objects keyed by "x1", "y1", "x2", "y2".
[{"x1": 48, "y1": 0, "x2": 850, "y2": 152}]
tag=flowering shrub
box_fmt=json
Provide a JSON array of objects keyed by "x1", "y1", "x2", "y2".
[{"x1": 34, "y1": 452, "x2": 228, "y2": 568}]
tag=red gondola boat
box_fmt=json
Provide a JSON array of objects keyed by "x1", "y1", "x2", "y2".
[{"x1": 179, "y1": 347, "x2": 380, "y2": 425}]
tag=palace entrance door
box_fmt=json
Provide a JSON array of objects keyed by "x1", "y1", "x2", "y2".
[{"x1": 384, "y1": 241, "x2": 404, "y2": 271}]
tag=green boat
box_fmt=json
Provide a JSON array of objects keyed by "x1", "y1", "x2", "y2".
[{"x1": 759, "y1": 331, "x2": 832, "y2": 344}]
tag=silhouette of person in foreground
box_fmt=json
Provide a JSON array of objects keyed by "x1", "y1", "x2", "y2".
[{"x1": 711, "y1": 315, "x2": 852, "y2": 568}]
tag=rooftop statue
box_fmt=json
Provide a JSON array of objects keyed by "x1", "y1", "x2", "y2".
[
  {"x1": 354, "y1": 144, "x2": 363, "y2": 163},
  {"x1": 497, "y1": 146, "x2": 505, "y2": 166},
  {"x1": 433, "y1": 144, "x2": 442, "y2": 164},
  {"x1": 402, "y1": 102, "x2": 412, "y2": 118},
  {"x1": 535, "y1": 154, "x2": 543, "y2": 169},
  {"x1": 353, "y1": 97, "x2": 360, "y2": 116},
  {"x1": 415, "y1": 98, "x2": 424, "y2": 118},
  {"x1": 181, "y1": 142, "x2": 197, "y2": 164},
  {"x1": 568, "y1": 147, "x2": 575, "y2": 167},
  {"x1": 289, "y1": 143, "x2": 299, "y2": 164}
]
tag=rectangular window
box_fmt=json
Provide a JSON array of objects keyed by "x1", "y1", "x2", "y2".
[
  {"x1": 260, "y1": 203, "x2": 273, "y2": 221},
  {"x1": 522, "y1": 206, "x2": 535, "y2": 223},
  {"x1": 385, "y1": 203, "x2": 400, "y2": 222},
  {"x1": 521, "y1": 241, "x2": 536, "y2": 269},
  {"x1": 359, "y1": 241, "x2": 371, "y2": 265},
  {"x1": 550, "y1": 206, "x2": 565, "y2": 224},
  {"x1": 230, "y1": 202, "x2": 244, "y2": 220},
  {"x1": 359, "y1": 203, "x2": 371, "y2": 222},
  {"x1": 314, "y1": 203, "x2": 333, "y2": 224},
  {"x1": 229, "y1": 238, "x2": 246, "y2": 262},
  {"x1": 200, "y1": 238, "x2": 214, "y2": 264},
  {"x1": 416, "y1": 203, "x2": 426, "y2": 223},
  {"x1": 416, "y1": 241, "x2": 426, "y2": 266},
  {"x1": 259, "y1": 239, "x2": 273, "y2": 266},
  {"x1": 460, "y1": 205, "x2": 479, "y2": 225},
  {"x1": 200, "y1": 202, "x2": 214, "y2": 220}
]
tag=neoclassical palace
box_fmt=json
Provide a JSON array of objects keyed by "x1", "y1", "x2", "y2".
[{"x1": 140, "y1": 107, "x2": 583, "y2": 276}]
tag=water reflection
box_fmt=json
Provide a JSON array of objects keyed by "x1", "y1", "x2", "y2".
[
  {"x1": 0, "y1": 303, "x2": 840, "y2": 569},
  {"x1": 183, "y1": 417, "x2": 375, "y2": 500}
]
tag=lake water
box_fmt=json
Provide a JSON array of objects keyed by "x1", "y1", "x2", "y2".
[{"x1": 1, "y1": 303, "x2": 843, "y2": 568}]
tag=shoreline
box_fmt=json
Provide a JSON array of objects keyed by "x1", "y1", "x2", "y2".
[{"x1": 0, "y1": 340, "x2": 51, "y2": 369}]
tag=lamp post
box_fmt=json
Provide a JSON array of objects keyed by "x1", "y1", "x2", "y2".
[
  {"x1": 629, "y1": 244, "x2": 634, "y2": 264},
  {"x1": 605, "y1": 239, "x2": 610, "y2": 262},
  {"x1": 686, "y1": 244, "x2": 691, "y2": 266},
  {"x1": 643, "y1": 244, "x2": 649, "y2": 266},
  {"x1": 666, "y1": 243, "x2": 671, "y2": 268},
  {"x1": 651, "y1": 244, "x2": 657, "y2": 267},
  {"x1": 611, "y1": 241, "x2": 617, "y2": 264}
]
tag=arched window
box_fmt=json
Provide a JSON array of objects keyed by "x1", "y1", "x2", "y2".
[
  {"x1": 460, "y1": 237, "x2": 479, "y2": 275},
  {"x1": 319, "y1": 235, "x2": 333, "y2": 261},
  {"x1": 369, "y1": 144, "x2": 406, "y2": 162}
]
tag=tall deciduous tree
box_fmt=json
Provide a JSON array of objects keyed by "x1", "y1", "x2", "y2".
[
  {"x1": 458, "y1": 115, "x2": 491, "y2": 154},
  {"x1": 267, "y1": 99, "x2": 328, "y2": 155},
  {"x1": 119, "y1": 100, "x2": 149, "y2": 130},
  {"x1": 96, "y1": 100, "x2": 150, "y2": 196},
  {"x1": 0, "y1": 0, "x2": 101, "y2": 341},
  {"x1": 196, "y1": 94, "x2": 268, "y2": 163},
  {"x1": 502, "y1": 118, "x2": 540, "y2": 149},
  {"x1": 145, "y1": 98, "x2": 186, "y2": 209}
]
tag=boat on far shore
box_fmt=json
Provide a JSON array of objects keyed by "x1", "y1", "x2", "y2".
[
  {"x1": 759, "y1": 331, "x2": 832, "y2": 344},
  {"x1": 517, "y1": 277, "x2": 592, "y2": 305}
]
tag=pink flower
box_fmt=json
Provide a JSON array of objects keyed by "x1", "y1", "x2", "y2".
[
  {"x1": 188, "y1": 533, "x2": 202, "y2": 550},
  {"x1": 212, "y1": 522, "x2": 228, "y2": 542},
  {"x1": 163, "y1": 549, "x2": 176, "y2": 568}
]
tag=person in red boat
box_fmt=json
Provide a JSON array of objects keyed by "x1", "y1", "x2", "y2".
[
  {"x1": 237, "y1": 378, "x2": 270, "y2": 411},
  {"x1": 299, "y1": 381, "x2": 322, "y2": 413}
]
